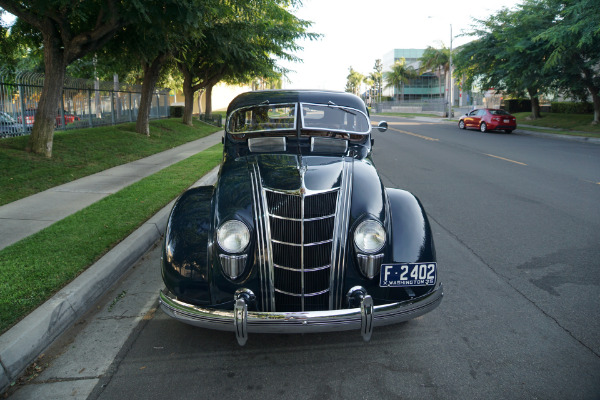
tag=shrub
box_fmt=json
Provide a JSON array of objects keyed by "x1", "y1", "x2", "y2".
[
  {"x1": 550, "y1": 102, "x2": 594, "y2": 114},
  {"x1": 501, "y1": 99, "x2": 531, "y2": 113},
  {"x1": 170, "y1": 106, "x2": 184, "y2": 118}
]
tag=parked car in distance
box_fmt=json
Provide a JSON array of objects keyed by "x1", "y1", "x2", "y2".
[
  {"x1": 159, "y1": 90, "x2": 443, "y2": 345},
  {"x1": 16, "y1": 108, "x2": 81, "y2": 128},
  {"x1": 0, "y1": 112, "x2": 22, "y2": 137},
  {"x1": 55, "y1": 113, "x2": 80, "y2": 127},
  {"x1": 458, "y1": 108, "x2": 517, "y2": 133}
]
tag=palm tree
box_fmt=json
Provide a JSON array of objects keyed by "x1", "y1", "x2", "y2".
[
  {"x1": 419, "y1": 45, "x2": 451, "y2": 101},
  {"x1": 345, "y1": 66, "x2": 365, "y2": 96},
  {"x1": 384, "y1": 58, "x2": 417, "y2": 102}
]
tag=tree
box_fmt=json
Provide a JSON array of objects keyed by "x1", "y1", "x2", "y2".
[
  {"x1": 345, "y1": 67, "x2": 364, "y2": 96},
  {"x1": 419, "y1": 45, "x2": 450, "y2": 100},
  {"x1": 537, "y1": 0, "x2": 600, "y2": 124},
  {"x1": 176, "y1": 0, "x2": 316, "y2": 125},
  {"x1": 0, "y1": 0, "x2": 140, "y2": 157},
  {"x1": 369, "y1": 59, "x2": 383, "y2": 104},
  {"x1": 112, "y1": 0, "x2": 205, "y2": 136},
  {"x1": 454, "y1": 1, "x2": 557, "y2": 119},
  {"x1": 384, "y1": 58, "x2": 416, "y2": 101}
]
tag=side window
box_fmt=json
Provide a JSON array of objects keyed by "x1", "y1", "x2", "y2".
[
  {"x1": 477, "y1": 109, "x2": 486, "y2": 116},
  {"x1": 469, "y1": 110, "x2": 478, "y2": 116}
]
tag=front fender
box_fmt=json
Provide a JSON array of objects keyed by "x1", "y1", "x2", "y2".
[
  {"x1": 162, "y1": 186, "x2": 215, "y2": 305},
  {"x1": 386, "y1": 188, "x2": 436, "y2": 263}
]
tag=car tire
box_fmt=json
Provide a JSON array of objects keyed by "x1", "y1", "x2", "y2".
[
  {"x1": 480, "y1": 122, "x2": 487, "y2": 133},
  {"x1": 458, "y1": 120, "x2": 466, "y2": 130}
]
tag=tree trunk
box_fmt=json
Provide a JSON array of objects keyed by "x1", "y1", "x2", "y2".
[
  {"x1": 591, "y1": 90, "x2": 600, "y2": 125},
  {"x1": 136, "y1": 54, "x2": 167, "y2": 135},
  {"x1": 27, "y1": 34, "x2": 66, "y2": 157},
  {"x1": 204, "y1": 83, "x2": 214, "y2": 117},
  {"x1": 181, "y1": 67, "x2": 195, "y2": 126},
  {"x1": 527, "y1": 88, "x2": 541, "y2": 119}
]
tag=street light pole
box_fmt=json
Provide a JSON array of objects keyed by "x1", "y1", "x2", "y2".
[{"x1": 448, "y1": 24, "x2": 453, "y2": 119}]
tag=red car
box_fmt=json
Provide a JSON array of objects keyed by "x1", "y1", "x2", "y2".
[
  {"x1": 458, "y1": 108, "x2": 517, "y2": 133},
  {"x1": 17, "y1": 109, "x2": 80, "y2": 128}
]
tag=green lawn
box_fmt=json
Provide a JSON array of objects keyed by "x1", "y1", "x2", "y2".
[
  {"x1": 0, "y1": 143, "x2": 223, "y2": 334},
  {"x1": 513, "y1": 112, "x2": 600, "y2": 135},
  {"x1": 0, "y1": 118, "x2": 222, "y2": 206}
]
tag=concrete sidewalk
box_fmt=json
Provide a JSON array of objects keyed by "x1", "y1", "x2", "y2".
[
  {"x1": 0, "y1": 131, "x2": 223, "y2": 392},
  {"x1": 0, "y1": 131, "x2": 223, "y2": 251}
]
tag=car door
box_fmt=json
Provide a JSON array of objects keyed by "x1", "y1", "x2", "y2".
[{"x1": 464, "y1": 109, "x2": 480, "y2": 128}]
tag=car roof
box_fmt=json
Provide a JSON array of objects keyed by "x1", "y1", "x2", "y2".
[{"x1": 226, "y1": 90, "x2": 368, "y2": 115}]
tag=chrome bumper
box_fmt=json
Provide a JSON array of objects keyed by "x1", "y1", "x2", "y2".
[{"x1": 159, "y1": 284, "x2": 443, "y2": 345}]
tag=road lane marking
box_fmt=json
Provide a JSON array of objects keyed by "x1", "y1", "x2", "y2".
[
  {"x1": 484, "y1": 153, "x2": 527, "y2": 166},
  {"x1": 387, "y1": 126, "x2": 439, "y2": 142}
]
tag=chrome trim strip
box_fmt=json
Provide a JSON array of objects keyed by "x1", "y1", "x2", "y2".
[
  {"x1": 159, "y1": 283, "x2": 443, "y2": 334},
  {"x1": 250, "y1": 163, "x2": 275, "y2": 311},
  {"x1": 275, "y1": 288, "x2": 330, "y2": 297},
  {"x1": 271, "y1": 238, "x2": 333, "y2": 247},
  {"x1": 274, "y1": 264, "x2": 331, "y2": 272},
  {"x1": 300, "y1": 158, "x2": 306, "y2": 311},
  {"x1": 248, "y1": 137, "x2": 287, "y2": 152},
  {"x1": 330, "y1": 157, "x2": 352, "y2": 309},
  {"x1": 263, "y1": 186, "x2": 339, "y2": 197},
  {"x1": 269, "y1": 213, "x2": 336, "y2": 222}
]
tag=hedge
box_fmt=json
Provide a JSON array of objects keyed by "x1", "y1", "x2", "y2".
[
  {"x1": 170, "y1": 105, "x2": 185, "y2": 118},
  {"x1": 550, "y1": 102, "x2": 594, "y2": 114}
]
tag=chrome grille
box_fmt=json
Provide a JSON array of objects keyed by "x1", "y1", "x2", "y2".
[{"x1": 267, "y1": 189, "x2": 338, "y2": 311}]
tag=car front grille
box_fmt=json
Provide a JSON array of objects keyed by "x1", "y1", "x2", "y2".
[{"x1": 266, "y1": 189, "x2": 338, "y2": 312}]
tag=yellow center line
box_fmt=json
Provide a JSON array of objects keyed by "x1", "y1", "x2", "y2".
[
  {"x1": 388, "y1": 126, "x2": 439, "y2": 142},
  {"x1": 484, "y1": 153, "x2": 528, "y2": 166}
]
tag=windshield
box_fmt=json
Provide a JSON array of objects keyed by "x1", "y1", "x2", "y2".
[
  {"x1": 489, "y1": 109, "x2": 510, "y2": 116},
  {"x1": 300, "y1": 103, "x2": 370, "y2": 134},
  {"x1": 227, "y1": 104, "x2": 296, "y2": 134},
  {"x1": 226, "y1": 102, "x2": 370, "y2": 136}
]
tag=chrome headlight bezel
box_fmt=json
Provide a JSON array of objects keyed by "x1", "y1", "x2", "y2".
[
  {"x1": 217, "y1": 220, "x2": 251, "y2": 254},
  {"x1": 354, "y1": 219, "x2": 386, "y2": 254}
]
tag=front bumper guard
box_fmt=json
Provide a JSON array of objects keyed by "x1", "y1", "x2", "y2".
[{"x1": 159, "y1": 284, "x2": 443, "y2": 345}]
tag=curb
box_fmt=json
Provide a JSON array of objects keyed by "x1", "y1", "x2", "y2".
[{"x1": 0, "y1": 166, "x2": 220, "y2": 392}]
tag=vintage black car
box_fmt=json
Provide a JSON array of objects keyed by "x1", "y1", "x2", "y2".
[{"x1": 159, "y1": 90, "x2": 443, "y2": 345}]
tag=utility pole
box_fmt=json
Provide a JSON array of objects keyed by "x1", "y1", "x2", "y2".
[{"x1": 448, "y1": 24, "x2": 453, "y2": 119}]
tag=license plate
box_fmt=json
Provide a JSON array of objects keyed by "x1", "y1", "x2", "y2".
[
  {"x1": 380, "y1": 263, "x2": 437, "y2": 287},
  {"x1": 503, "y1": 119, "x2": 510, "y2": 123}
]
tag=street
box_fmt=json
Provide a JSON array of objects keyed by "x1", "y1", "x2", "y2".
[{"x1": 11, "y1": 117, "x2": 600, "y2": 400}]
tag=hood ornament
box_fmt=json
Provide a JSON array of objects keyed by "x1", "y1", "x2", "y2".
[{"x1": 298, "y1": 155, "x2": 307, "y2": 196}]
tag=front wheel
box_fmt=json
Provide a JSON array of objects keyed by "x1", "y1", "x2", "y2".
[
  {"x1": 458, "y1": 120, "x2": 466, "y2": 130},
  {"x1": 480, "y1": 122, "x2": 487, "y2": 133}
]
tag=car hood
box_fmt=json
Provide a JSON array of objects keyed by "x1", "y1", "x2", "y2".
[{"x1": 252, "y1": 154, "x2": 346, "y2": 193}]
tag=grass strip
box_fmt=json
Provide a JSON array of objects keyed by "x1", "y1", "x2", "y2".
[
  {"x1": 513, "y1": 112, "x2": 600, "y2": 136},
  {"x1": 0, "y1": 143, "x2": 223, "y2": 334},
  {"x1": 0, "y1": 118, "x2": 222, "y2": 206},
  {"x1": 377, "y1": 112, "x2": 443, "y2": 118}
]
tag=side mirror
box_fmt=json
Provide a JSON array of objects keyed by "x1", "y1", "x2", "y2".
[{"x1": 377, "y1": 121, "x2": 388, "y2": 132}]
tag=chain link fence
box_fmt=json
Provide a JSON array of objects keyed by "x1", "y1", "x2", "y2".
[{"x1": 0, "y1": 71, "x2": 169, "y2": 138}]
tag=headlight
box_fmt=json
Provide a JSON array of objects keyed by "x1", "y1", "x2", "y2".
[
  {"x1": 354, "y1": 220, "x2": 386, "y2": 253},
  {"x1": 217, "y1": 220, "x2": 250, "y2": 253}
]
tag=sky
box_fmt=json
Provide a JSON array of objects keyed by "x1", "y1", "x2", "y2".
[
  {"x1": 281, "y1": 0, "x2": 523, "y2": 91},
  {"x1": 2, "y1": 1, "x2": 523, "y2": 92}
]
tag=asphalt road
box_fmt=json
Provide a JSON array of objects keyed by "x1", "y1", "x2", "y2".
[{"x1": 11, "y1": 118, "x2": 600, "y2": 399}]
